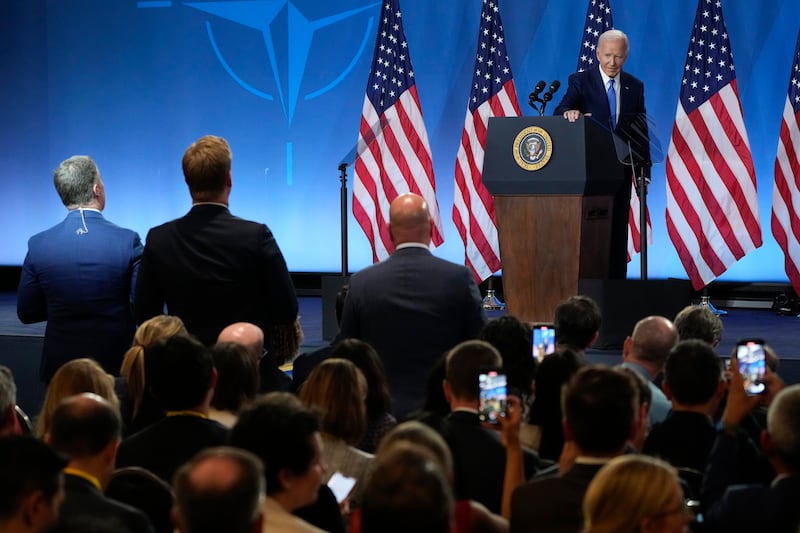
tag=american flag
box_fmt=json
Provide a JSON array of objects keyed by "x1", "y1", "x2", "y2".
[
  {"x1": 665, "y1": 0, "x2": 761, "y2": 290},
  {"x1": 453, "y1": 0, "x2": 520, "y2": 283},
  {"x1": 772, "y1": 30, "x2": 800, "y2": 296},
  {"x1": 573, "y1": 0, "x2": 652, "y2": 263},
  {"x1": 576, "y1": 0, "x2": 613, "y2": 73},
  {"x1": 353, "y1": 0, "x2": 444, "y2": 263}
]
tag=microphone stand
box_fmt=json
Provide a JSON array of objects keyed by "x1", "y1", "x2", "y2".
[
  {"x1": 338, "y1": 163, "x2": 349, "y2": 277},
  {"x1": 627, "y1": 140, "x2": 649, "y2": 280}
]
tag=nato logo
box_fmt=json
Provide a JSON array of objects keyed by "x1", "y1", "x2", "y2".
[{"x1": 137, "y1": 1, "x2": 379, "y2": 126}]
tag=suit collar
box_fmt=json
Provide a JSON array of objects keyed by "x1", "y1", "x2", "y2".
[
  {"x1": 446, "y1": 410, "x2": 481, "y2": 425},
  {"x1": 65, "y1": 471, "x2": 102, "y2": 494}
]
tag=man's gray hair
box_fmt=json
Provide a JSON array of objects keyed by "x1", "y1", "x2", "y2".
[
  {"x1": 53, "y1": 155, "x2": 100, "y2": 208},
  {"x1": 767, "y1": 384, "x2": 800, "y2": 471},
  {"x1": 0, "y1": 365, "x2": 16, "y2": 415},
  {"x1": 598, "y1": 29, "x2": 629, "y2": 56}
]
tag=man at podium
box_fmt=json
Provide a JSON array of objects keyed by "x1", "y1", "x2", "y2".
[{"x1": 554, "y1": 29, "x2": 648, "y2": 278}]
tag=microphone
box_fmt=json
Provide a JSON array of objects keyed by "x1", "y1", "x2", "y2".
[
  {"x1": 338, "y1": 162, "x2": 348, "y2": 172},
  {"x1": 541, "y1": 80, "x2": 561, "y2": 102},
  {"x1": 529, "y1": 80, "x2": 546, "y2": 100},
  {"x1": 528, "y1": 80, "x2": 546, "y2": 112}
]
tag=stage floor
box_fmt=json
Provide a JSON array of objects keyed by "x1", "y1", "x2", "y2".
[{"x1": 1, "y1": 292, "x2": 798, "y2": 414}]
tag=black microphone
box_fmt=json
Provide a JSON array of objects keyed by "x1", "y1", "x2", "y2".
[
  {"x1": 530, "y1": 80, "x2": 545, "y2": 98},
  {"x1": 541, "y1": 80, "x2": 561, "y2": 102}
]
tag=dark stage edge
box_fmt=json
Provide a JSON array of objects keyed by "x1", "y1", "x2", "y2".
[{"x1": 1, "y1": 293, "x2": 799, "y2": 415}]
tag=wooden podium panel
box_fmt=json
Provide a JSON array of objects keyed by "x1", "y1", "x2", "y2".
[{"x1": 495, "y1": 195, "x2": 613, "y2": 323}]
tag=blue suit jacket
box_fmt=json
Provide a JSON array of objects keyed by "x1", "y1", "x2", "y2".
[
  {"x1": 17, "y1": 209, "x2": 142, "y2": 381},
  {"x1": 338, "y1": 246, "x2": 486, "y2": 417},
  {"x1": 553, "y1": 67, "x2": 646, "y2": 134}
]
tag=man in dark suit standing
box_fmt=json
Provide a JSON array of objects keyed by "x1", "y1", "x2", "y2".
[
  {"x1": 510, "y1": 366, "x2": 640, "y2": 533},
  {"x1": 338, "y1": 193, "x2": 486, "y2": 417},
  {"x1": 134, "y1": 135, "x2": 297, "y2": 348},
  {"x1": 554, "y1": 29, "x2": 648, "y2": 279},
  {"x1": 48, "y1": 393, "x2": 155, "y2": 533},
  {"x1": 17, "y1": 155, "x2": 143, "y2": 382}
]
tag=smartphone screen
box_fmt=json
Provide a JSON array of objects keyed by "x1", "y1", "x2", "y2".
[
  {"x1": 736, "y1": 339, "x2": 766, "y2": 396},
  {"x1": 478, "y1": 371, "x2": 507, "y2": 424},
  {"x1": 532, "y1": 323, "x2": 556, "y2": 362}
]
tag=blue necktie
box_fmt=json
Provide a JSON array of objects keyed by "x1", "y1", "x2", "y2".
[{"x1": 607, "y1": 79, "x2": 616, "y2": 127}]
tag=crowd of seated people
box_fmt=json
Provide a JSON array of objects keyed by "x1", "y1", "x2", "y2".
[{"x1": 3, "y1": 294, "x2": 800, "y2": 532}]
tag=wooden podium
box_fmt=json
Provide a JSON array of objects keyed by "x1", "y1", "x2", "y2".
[{"x1": 483, "y1": 116, "x2": 626, "y2": 323}]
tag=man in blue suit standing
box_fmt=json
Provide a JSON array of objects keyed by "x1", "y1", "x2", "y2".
[
  {"x1": 554, "y1": 29, "x2": 648, "y2": 279},
  {"x1": 17, "y1": 156, "x2": 143, "y2": 382}
]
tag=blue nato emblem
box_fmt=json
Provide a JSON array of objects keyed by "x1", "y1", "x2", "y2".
[{"x1": 137, "y1": 1, "x2": 379, "y2": 125}]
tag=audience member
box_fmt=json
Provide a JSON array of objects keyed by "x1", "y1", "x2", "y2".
[
  {"x1": 338, "y1": 192, "x2": 486, "y2": 417},
  {"x1": 702, "y1": 358, "x2": 800, "y2": 531},
  {"x1": 553, "y1": 295, "x2": 601, "y2": 356},
  {"x1": 621, "y1": 315, "x2": 678, "y2": 425},
  {"x1": 479, "y1": 315, "x2": 536, "y2": 414},
  {"x1": 118, "y1": 314, "x2": 187, "y2": 433},
  {"x1": 291, "y1": 284, "x2": 349, "y2": 393},
  {"x1": 673, "y1": 304, "x2": 723, "y2": 347},
  {"x1": 218, "y1": 321, "x2": 291, "y2": 393},
  {"x1": 615, "y1": 366, "x2": 652, "y2": 452},
  {"x1": 134, "y1": 135, "x2": 298, "y2": 348},
  {"x1": 510, "y1": 366, "x2": 640, "y2": 533},
  {"x1": 116, "y1": 335, "x2": 228, "y2": 483},
  {"x1": 643, "y1": 339, "x2": 726, "y2": 473},
  {"x1": 582, "y1": 455, "x2": 692, "y2": 533},
  {"x1": 172, "y1": 447, "x2": 265, "y2": 533},
  {"x1": 350, "y1": 421, "x2": 508, "y2": 533},
  {"x1": 1, "y1": 364, "x2": 20, "y2": 436},
  {"x1": 329, "y1": 338, "x2": 397, "y2": 453},
  {"x1": 527, "y1": 348, "x2": 585, "y2": 459},
  {"x1": 37, "y1": 358, "x2": 118, "y2": 439},
  {"x1": 105, "y1": 467, "x2": 174, "y2": 533},
  {"x1": 229, "y1": 393, "x2": 332, "y2": 533},
  {"x1": 17, "y1": 155, "x2": 142, "y2": 383},
  {"x1": 360, "y1": 442, "x2": 453, "y2": 533},
  {"x1": 299, "y1": 358, "x2": 373, "y2": 507},
  {"x1": 404, "y1": 354, "x2": 451, "y2": 432},
  {"x1": 209, "y1": 342, "x2": 259, "y2": 428},
  {"x1": 0, "y1": 435, "x2": 67, "y2": 533},
  {"x1": 441, "y1": 340, "x2": 540, "y2": 515},
  {"x1": 47, "y1": 393, "x2": 154, "y2": 533},
  {"x1": 479, "y1": 315, "x2": 541, "y2": 451}
]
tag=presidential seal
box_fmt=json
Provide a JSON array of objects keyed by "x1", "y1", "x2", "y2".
[{"x1": 513, "y1": 126, "x2": 553, "y2": 171}]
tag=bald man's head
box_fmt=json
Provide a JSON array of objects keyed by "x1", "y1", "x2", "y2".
[
  {"x1": 217, "y1": 323, "x2": 264, "y2": 361},
  {"x1": 49, "y1": 393, "x2": 121, "y2": 459},
  {"x1": 628, "y1": 316, "x2": 678, "y2": 368},
  {"x1": 389, "y1": 193, "x2": 432, "y2": 247}
]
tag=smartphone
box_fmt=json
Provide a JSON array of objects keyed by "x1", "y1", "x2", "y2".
[
  {"x1": 327, "y1": 471, "x2": 357, "y2": 503},
  {"x1": 735, "y1": 338, "x2": 766, "y2": 396},
  {"x1": 478, "y1": 371, "x2": 507, "y2": 424},
  {"x1": 532, "y1": 323, "x2": 556, "y2": 362}
]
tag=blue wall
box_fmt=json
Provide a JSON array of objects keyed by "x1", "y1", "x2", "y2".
[{"x1": 1, "y1": 0, "x2": 797, "y2": 283}]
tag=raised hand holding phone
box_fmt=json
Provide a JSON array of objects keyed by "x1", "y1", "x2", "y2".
[{"x1": 722, "y1": 352, "x2": 762, "y2": 431}]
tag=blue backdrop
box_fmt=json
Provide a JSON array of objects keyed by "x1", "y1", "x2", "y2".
[{"x1": 1, "y1": 0, "x2": 798, "y2": 283}]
